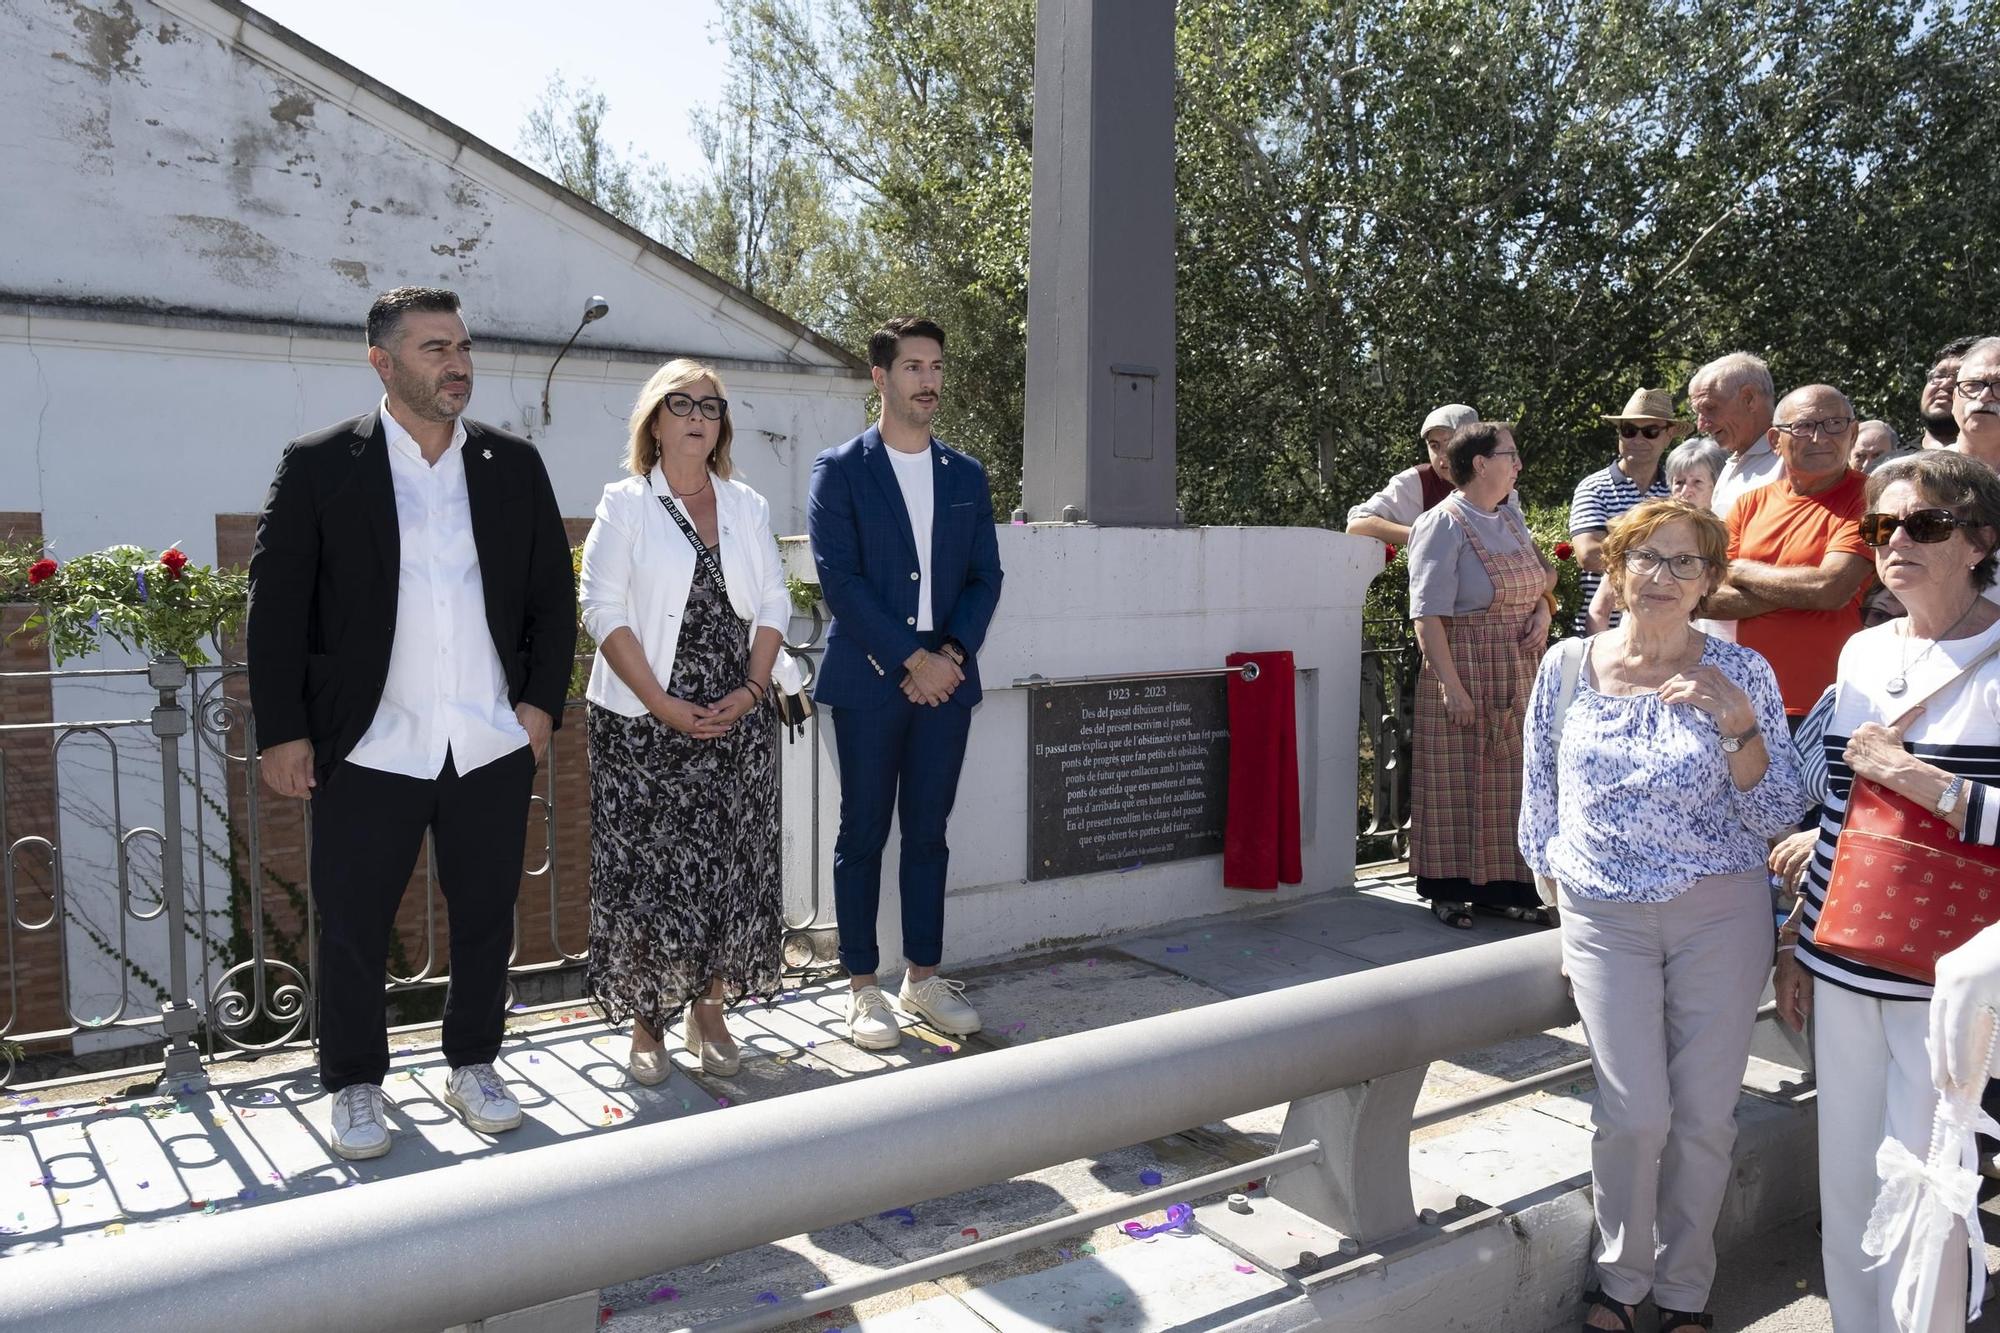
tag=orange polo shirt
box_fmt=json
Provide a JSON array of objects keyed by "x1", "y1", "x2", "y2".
[{"x1": 1727, "y1": 469, "x2": 1869, "y2": 714}]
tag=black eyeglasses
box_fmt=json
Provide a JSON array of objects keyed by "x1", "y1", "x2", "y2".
[
  {"x1": 1772, "y1": 416, "x2": 1855, "y2": 439},
  {"x1": 1622, "y1": 548, "x2": 1712, "y2": 581},
  {"x1": 1617, "y1": 424, "x2": 1672, "y2": 441},
  {"x1": 1955, "y1": 378, "x2": 2000, "y2": 401},
  {"x1": 663, "y1": 392, "x2": 729, "y2": 421},
  {"x1": 1859, "y1": 508, "x2": 1975, "y2": 546}
]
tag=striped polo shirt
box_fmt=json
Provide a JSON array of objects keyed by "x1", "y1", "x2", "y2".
[{"x1": 1567, "y1": 461, "x2": 1671, "y2": 632}]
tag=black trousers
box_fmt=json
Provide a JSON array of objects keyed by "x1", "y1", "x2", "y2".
[{"x1": 307, "y1": 747, "x2": 534, "y2": 1091}]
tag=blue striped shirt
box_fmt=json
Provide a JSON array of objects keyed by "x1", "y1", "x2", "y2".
[
  {"x1": 1793, "y1": 620, "x2": 2000, "y2": 1001},
  {"x1": 1568, "y1": 462, "x2": 1671, "y2": 632}
]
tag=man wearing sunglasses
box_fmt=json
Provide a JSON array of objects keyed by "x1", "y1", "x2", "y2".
[
  {"x1": 1948, "y1": 336, "x2": 2000, "y2": 474},
  {"x1": 1705, "y1": 384, "x2": 1872, "y2": 719},
  {"x1": 1568, "y1": 388, "x2": 1680, "y2": 631}
]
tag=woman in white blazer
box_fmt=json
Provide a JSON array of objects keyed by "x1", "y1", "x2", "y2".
[{"x1": 577, "y1": 358, "x2": 799, "y2": 1084}]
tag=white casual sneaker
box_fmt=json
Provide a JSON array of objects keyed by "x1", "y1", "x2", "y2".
[
  {"x1": 845, "y1": 985, "x2": 903, "y2": 1050},
  {"x1": 330, "y1": 1083, "x2": 390, "y2": 1161},
  {"x1": 897, "y1": 973, "x2": 982, "y2": 1036},
  {"x1": 442, "y1": 1062, "x2": 523, "y2": 1133}
]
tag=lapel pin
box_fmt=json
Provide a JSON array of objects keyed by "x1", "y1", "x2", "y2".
[{"x1": 481, "y1": 449, "x2": 492, "y2": 460}]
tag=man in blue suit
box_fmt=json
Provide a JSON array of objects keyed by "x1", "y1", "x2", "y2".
[{"x1": 808, "y1": 316, "x2": 1004, "y2": 1049}]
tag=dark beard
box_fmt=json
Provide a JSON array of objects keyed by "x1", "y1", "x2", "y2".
[{"x1": 1920, "y1": 407, "x2": 1959, "y2": 443}]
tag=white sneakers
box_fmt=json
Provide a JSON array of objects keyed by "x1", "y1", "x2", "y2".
[
  {"x1": 442, "y1": 1062, "x2": 523, "y2": 1134},
  {"x1": 846, "y1": 985, "x2": 903, "y2": 1050},
  {"x1": 847, "y1": 974, "x2": 984, "y2": 1048},
  {"x1": 898, "y1": 974, "x2": 982, "y2": 1036},
  {"x1": 330, "y1": 1062, "x2": 522, "y2": 1159},
  {"x1": 330, "y1": 1084, "x2": 390, "y2": 1160}
]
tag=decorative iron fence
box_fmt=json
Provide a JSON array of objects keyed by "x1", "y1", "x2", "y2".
[
  {"x1": 1357, "y1": 619, "x2": 1419, "y2": 867},
  {"x1": 0, "y1": 612, "x2": 834, "y2": 1092}
]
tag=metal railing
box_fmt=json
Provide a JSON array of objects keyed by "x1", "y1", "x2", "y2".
[
  {"x1": 0, "y1": 932, "x2": 1579, "y2": 1333},
  {"x1": 1357, "y1": 619, "x2": 1419, "y2": 866},
  {"x1": 0, "y1": 619, "x2": 835, "y2": 1091}
]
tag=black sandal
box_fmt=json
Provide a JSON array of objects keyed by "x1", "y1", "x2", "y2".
[
  {"x1": 1657, "y1": 1312, "x2": 1711, "y2": 1331},
  {"x1": 1580, "y1": 1288, "x2": 1637, "y2": 1333},
  {"x1": 1431, "y1": 900, "x2": 1474, "y2": 929}
]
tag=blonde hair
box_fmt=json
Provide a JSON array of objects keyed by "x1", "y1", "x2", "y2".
[
  {"x1": 625, "y1": 359, "x2": 734, "y2": 478},
  {"x1": 1602, "y1": 498, "x2": 1730, "y2": 611}
]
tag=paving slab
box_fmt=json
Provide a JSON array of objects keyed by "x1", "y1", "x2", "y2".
[{"x1": 957, "y1": 1229, "x2": 1290, "y2": 1332}]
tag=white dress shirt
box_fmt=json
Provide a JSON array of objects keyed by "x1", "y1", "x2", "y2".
[
  {"x1": 578, "y1": 464, "x2": 800, "y2": 717},
  {"x1": 886, "y1": 444, "x2": 936, "y2": 630},
  {"x1": 345, "y1": 400, "x2": 529, "y2": 779},
  {"x1": 1711, "y1": 436, "x2": 1783, "y2": 522}
]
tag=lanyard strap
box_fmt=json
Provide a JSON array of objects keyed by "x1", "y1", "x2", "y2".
[{"x1": 659, "y1": 494, "x2": 729, "y2": 604}]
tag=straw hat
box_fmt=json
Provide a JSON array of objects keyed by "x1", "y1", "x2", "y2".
[{"x1": 1601, "y1": 388, "x2": 1689, "y2": 429}]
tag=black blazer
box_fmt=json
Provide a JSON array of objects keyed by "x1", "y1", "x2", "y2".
[{"x1": 246, "y1": 409, "x2": 577, "y2": 773}]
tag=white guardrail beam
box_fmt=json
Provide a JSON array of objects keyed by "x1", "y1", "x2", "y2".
[{"x1": 2, "y1": 933, "x2": 1570, "y2": 1333}]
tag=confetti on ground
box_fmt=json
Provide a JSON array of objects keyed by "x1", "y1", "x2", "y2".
[
  {"x1": 805, "y1": 1040, "x2": 816, "y2": 1049},
  {"x1": 1139, "y1": 1170, "x2": 1163, "y2": 1187},
  {"x1": 1106, "y1": 1294, "x2": 1126, "y2": 1307},
  {"x1": 647, "y1": 1285, "x2": 679, "y2": 1303},
  {"x1": 598, "y1": 1306, "x2": 614, "y2": 1325},
  {"x1": 1122, "y1": 1203, "x2": 1192, "y2": 1239},
  {"x1": 880, "y1": 1207, "x2": 917, "y2": 1226},
  {"x1": 1234, "y1": 1263, "x2": 1256, "y2": 1274},
  {"x1": 1078, "y1": 1243, "x2": 1095, "y2": 1255},
  {"x1": 960, "y1": 1227, "x2": 980, "y2": 1241},
  {"x1": 102, "y1": 1222, "x2": 125, "y2": 1236},
  {"x1": 715, "y1": 1098, "x2": 731, "y2": 1108},
  {"x1": 1004, "y1": 1021, "x2": 1028, "y2": 1035},
  {"x1": 1085, "y1": 958, "x2": 1099, "y2": 968},
  {"x1": 755, "y1": 1292, "x2": 780, "y2": 1305},
  {"x1": 1165, "y1": 944, "x2": 1189, "y2": 954},
  {"x1": 52, "y1": 1193, "x2": 68, "y2": 1205},
  {"x1": 934, "y1": 1044, "x2": 956, "y2": 1055},
  {"x1": 1057, "y1": 1247, "x2": 1072, "y2": 1260}
]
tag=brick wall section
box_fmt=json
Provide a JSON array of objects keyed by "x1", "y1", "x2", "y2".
[
  {"x1": 0, "y1": 511, "x2": 72, "y2": 1047},
  {"x1": 213, "y1": 513, "x2": 598, "y2": 1007}
]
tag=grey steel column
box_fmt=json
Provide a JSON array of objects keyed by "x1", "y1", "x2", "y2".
[
  {"x1": 149, "y1": 655, "x2": 206, "y2": 1092},
  {"x1": 1020, "y1": 0, "x2": 1178, "y2": 527}
]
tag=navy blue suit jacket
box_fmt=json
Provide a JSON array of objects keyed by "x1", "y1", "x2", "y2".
[{"x1": 807, "y1": 427, "x2": 1004, "y2": 709}]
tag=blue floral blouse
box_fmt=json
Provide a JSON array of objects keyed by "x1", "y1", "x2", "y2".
[{"x1": 1518, "y1": 636, "x2": 1806, "y2": 902}]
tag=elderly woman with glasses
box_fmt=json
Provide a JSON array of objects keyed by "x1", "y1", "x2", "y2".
[
  {"x1": 1773, "y1": 448, "x2": 2000, "y2": 1333},
  {"x1": 1521, "y1": 498, "x2": 1803, "y2": 1333},
  {"x1": 1406, "y1": 422, "x2": 1557, "y2": 928},
  {"x1": 578, "y1": 358, "x2": 800, "y2": 1085}
]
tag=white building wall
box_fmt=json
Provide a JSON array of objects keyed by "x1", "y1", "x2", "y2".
[{"x1": 784, "y1": 527, "x2": 1380, "y2": 971}]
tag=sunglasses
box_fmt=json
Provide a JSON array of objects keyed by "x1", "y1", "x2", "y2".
[
  {"x1": 1859, "y1": 508, "x2": 1973, "y2": 546},
  {"x1": 1617, "y1": 424, "x2": 1672, "y2": 441}
]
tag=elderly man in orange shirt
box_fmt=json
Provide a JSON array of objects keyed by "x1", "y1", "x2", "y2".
[{"x1": 1704, "y1": 384, "x2": 1873, "y2": 723}]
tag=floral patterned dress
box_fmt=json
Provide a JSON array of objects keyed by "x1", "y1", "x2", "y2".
[{"x1": 585, "y1": 544, "x2": 781, "y2": 1034}]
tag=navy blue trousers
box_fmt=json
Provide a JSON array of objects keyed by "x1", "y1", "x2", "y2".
[{"x1": 828, "y1": 697, "x2": 973, "y2": 975}]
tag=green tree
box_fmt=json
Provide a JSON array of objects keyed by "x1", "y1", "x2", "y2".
[{"x1": 518, "y1": 73, "x2": 654, "y2": 233}]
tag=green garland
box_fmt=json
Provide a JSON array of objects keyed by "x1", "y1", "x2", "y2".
[{"x1": 1, "y1": 541, "x2": 247, "y2": 667}]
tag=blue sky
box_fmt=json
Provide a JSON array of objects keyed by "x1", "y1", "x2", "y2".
[{"x1": 250, "y1": 0, "x2": 729, "y2": 186}]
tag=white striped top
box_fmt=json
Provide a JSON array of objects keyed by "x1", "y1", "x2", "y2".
[{"x1": 1794, "y1": 617, "x2": 2000, "y2": 1000}]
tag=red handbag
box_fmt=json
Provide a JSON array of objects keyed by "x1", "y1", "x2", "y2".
[{"x1": 1815, "y1": 641, "x2": 2000, "y2": 984}]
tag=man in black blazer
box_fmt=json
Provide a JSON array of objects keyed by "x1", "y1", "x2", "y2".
[{"x1": 248, "y1": 287, "x2": 575, "y2": 1159}]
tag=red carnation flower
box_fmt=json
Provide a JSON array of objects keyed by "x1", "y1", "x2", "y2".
[
  {"x1": 1382, "y1": 543, "x2": 1399, "y2": 564},
  {"x1": 27, "y1": 558, "x2": 58, "y2": 586},
  {"x1": 1553, "y1": 541, "x2": 1575, "y2": 562},
  {"x1": 160, "y1": 548, "x2": 189, "y2": 580}
]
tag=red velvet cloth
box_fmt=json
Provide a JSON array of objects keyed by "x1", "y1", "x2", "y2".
[{"x1": 1224, "y1": 650, "x2": 1301, "y2": 891}]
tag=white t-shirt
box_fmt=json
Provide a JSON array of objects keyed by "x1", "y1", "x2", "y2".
[{"x1": 887, "y1": 444, "x2": 935, "y2": 631}]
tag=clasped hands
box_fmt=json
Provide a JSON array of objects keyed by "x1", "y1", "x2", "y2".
[
  {"x1": 653, "y1": 687, "x2": 760, "y2": 740},
  {"x1": 902, "y1": 648, "x2": 963, "y2": 706}
]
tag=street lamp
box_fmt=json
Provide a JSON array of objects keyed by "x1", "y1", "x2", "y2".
[{"x1": 541, "y1": 295, "x2": 610, "y2": 424}]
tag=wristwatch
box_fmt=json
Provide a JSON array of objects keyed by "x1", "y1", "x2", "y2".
[
  {"x1": 1938, "y1": 775, "x2": 1968, "y2": 817},
  {"x1": 1719, "y1": 721, "x2": 1762, "y2": 754}
]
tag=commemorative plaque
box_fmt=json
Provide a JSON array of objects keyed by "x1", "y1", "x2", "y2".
[{"x1": 1026, "y1": 675, "x2": 1231, "y2": 881}]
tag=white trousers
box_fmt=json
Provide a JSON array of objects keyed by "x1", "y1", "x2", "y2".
[
  {"x1": 1814, "y1": 980, "x2": 1968, "y2": 1333},
  {"x1": 1560, "y1": 871, "x2": 1774, "y2": 1310}
]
